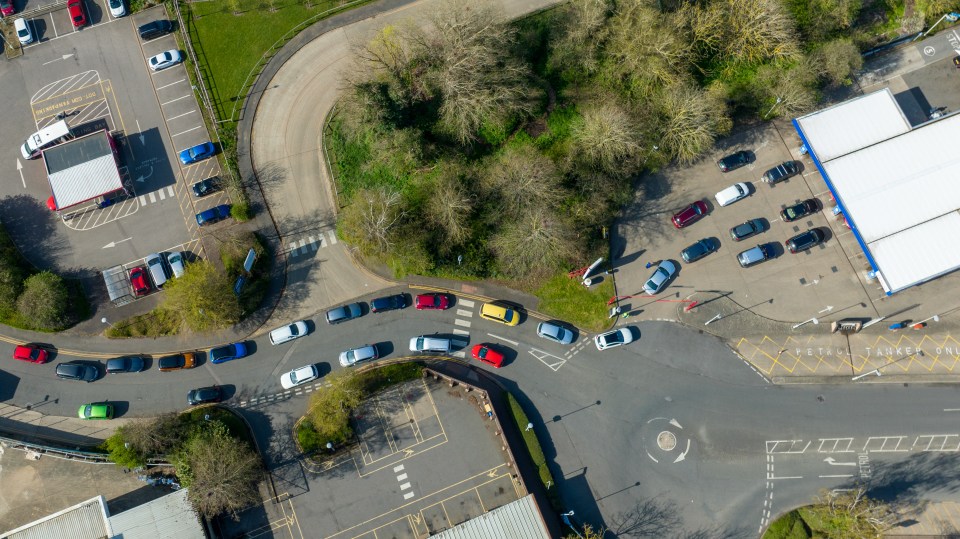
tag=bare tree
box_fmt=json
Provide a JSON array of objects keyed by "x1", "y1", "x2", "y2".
[
  {"x1": 571, "y1": 98, "x2": 641, "y2": 172},
  {"x1": 483, "y1": 146, "x2": 565, "y2": 216},
  {"x1": 701, "y1": 0, "x2": 801, "y2": 67},
  {"x1": 122, "y1": 413, "x2": 186, "y2": 456},
  {"x1": 182, "y1": 423, "x2": 263, "y2": 518},
  {"x1": 550, "y1": 0, "x2": 610, "y2": 76},
  {"x1": 754, "y1": 60, "x2": 818, "y2": 118},
  {"x1": 814, "y1": 38, "x2": 863, "y2": 86},
  {"x1": 805, "y1": 487, "x2": 900, "y2": 538},
  {"x1": 426, "y1": 168, "x2": 474, "y2": 244},
  {"x1": 338, "y1": 187, "x2": 406, "y2": 255},
  {"x1": 657, "y1": 82, "x2": 732, "y2": 164},
  {"x1": 489, "y1": 209, "x2": 577, "y2": 277}
]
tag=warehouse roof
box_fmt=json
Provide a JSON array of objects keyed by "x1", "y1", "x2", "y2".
[{"x1": 43, "y1": 130, "x2": 122, "y2": 210}]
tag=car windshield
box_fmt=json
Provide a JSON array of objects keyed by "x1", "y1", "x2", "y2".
[
  {"x1": 289, "y1": 325, "x2": 300, "y2": 336},
  {"x1": 605, "y1": 333, "x2": 624, "y2": 345},
  {"x1": 83, "y1": 405, "x2": 92, "y2": 416}
]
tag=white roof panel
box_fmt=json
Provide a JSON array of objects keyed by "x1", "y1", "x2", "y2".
[
  {"x1": 795, "y1": 89, "x2": 910, "y2": 162},
  {"x1": 1, "y1": 496, "x2": 111, "y2": 539},
  {"x1": 109, "y1": 488, "x2": 205, "y2": 539},
  {"x1": 43, "y1": 131, "x2": 123, "y2": 210},
  {"x1": 429, "y1": 495, "x2": 550, "y2": 539},
  {"x1": 869, "y1": 212, "x2": 960, "y2": 293}
]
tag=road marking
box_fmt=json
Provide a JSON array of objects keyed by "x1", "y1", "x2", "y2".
[
  {"x1": 528, "y1": 348, "x2": 565, "y2": 371},
  {"x1": 327, "y1": 230, "x2": 338, "y2": 244},
  {"x1": 139, "y1": 195, "x2": 146, "y2": 205},
  {"x1": 167, "y1": 186, "x2": 175, "y2": 197},
  {"x1": 156, "y1": 78, "x2": 187, "y2": 91},
  {"x1": 403, "y1": 492, "x2": 415, "y2": 500},
  {"x1": 308, "y1": 236, "x2": 318, "y2": 251},
  {"x1": 487, "y1": 333, "x2": 519, "y2": 346},
  {"x1": 298, "y1": 239, "x2": 308, "y2": 254},
  {"x1": 823, "y1": 457, "x2": 856, "y2": 466},
  {"x1": 158, "y1": 189, "x2": 166, "y2": 200},
  {"x1": 167, "y1": 110, "x2": 196, "y2": 121},
  {"x1": 171, "y1": 126, "x2": 202, "y2": 137},
  {"x1": 458, "y1": 298, "x2": 475, "y2": 308},
  {"x1": 148, "y1": 192, "x2": 156, "y2": 203},
  {"x1": 453, "y1": 329, "x2": 469, "y2": 335},
  {"x1": 456, "y1": 309, "x2": 472, "y2": 317},
  {"x1": 393, "y1": 464, "x2": 404, "y2": 472},
  {"x1": 452, "y1": 351, "x2": 465, "y2": 358},
  {"x1": 397, "y1": 473, "x2": 407, "y2": 481},
  {"x1": 945, "y1": 409, "x2": 960, "y2": 412},
  {"x1": 399, "y1": 482, "x2": 411, "y2": 490},
  {"x1": 819, "y1": 474, "x2": 854, "y2": 478},
  {"x1": 160, "y1": 95, "x2": 191, "y2": 106},
  {"x1": 454, "y1": 319, "x2": 471, "y2": 327}
]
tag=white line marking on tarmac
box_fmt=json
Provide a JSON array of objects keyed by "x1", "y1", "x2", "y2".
[
  {"x1": 397, "y1": 473, "x2": 407, "y2": 481},
  {"x1": 161, "y1": 95, "x2": 191, "y2": 106},
  {"x1": 156, "y1": 78, "x2": 187, "y2": 91},
  {"x1": 458, "y1": 299, "x2": 475, "y2": 308},
  {"x1": 171, "y1": 126, "x2": 202, "y2": 137},
  {"x1": 400, "y1": 482, "x2": 411, "y2": 490},
  {"x1": 453, "y1": 329, "x2": 469, "y2": 335},
  {"x1": 403, "y1": 492, "x2": 415, "y2": 499},
  {"x1": 487, "y1": 333, "x2": 519, "y2": 346},
  {"x1": 393, "y1": 464, "x2": 405, "y2": 472},
  {"x1": 455, "y1": 319, "x2": 471, "y2": 327},
  {"x1": 456, "y1": 309, "x2": 472, "y2": 317},
  {"x1": 327, "y1": 230, "x2": 338, "y2": 244},
  {"x1": 167, "y1": 110, "x2": 196, "y2": 121}
]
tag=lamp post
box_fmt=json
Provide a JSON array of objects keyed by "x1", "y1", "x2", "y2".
[
  {"x1": 763, "y1": 97, "x2": 783, "y2": 120},
  {"x1": 792, "y1": 317, "x2": 819, "y2": 330},
  {"x1": 525, "y1": 422, "x2": 534, "y2": 432}
]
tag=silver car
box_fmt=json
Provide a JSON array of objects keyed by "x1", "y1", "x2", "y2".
[
  {"x1": 280, "y1": 364, "x2": 319, "y2": 389},
  {"x1": 594, "y1": 328, "x2": 634, "y2": 351},
  {"x1": 536, "y1": 321, "x2": 574, "y2": 345},
  {"x1": 339, "y1": 344, "x2": 379, "y2": 367},
  {"x1": 326, "y1": 303, "x2": 362, "y2": 324},
  {"x1": 166, "y1": 251, "x2": 185, "y2": 278},
  {"x1": 642, "y1": 261, "x2": 677, "y2": 295},
  {"x1": 269, "y1": 320, "x2": 309, "y2": 345}
]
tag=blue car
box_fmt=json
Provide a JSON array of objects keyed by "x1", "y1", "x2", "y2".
[
  {"x1": 209, "y1": 342, "x2": 248, "y2": 364},
  {"x1": 196, "y1": 204, "x2": 231, "y2": 226},
  {"x1": 179, "y1": 141, "x2": 216, "y2": 165}
]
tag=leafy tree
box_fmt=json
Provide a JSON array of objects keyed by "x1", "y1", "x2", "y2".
[
  {"x1": 338, "y1": 187, "x2": 406, "y2": 255},
  {"x1": 306, "y1": 370, "x2": 364, "y2": 445},
  {"x1": 787, "y1": 0, "x2": 863, "y2": 42},
  {"x1": 0, "y1": 264, "x2": 26, "y2": 318},
  {"x1": 177, "y1": 422, "x2": 263, "y2": 518},
  {"x1": 571, "y1": 98, "x2": 641, "y2": 173},
  {"x1": 483, "y1": 146, "x2": 565, "y2": 216},
  {"x1": 489, "y1": 209, "x2": 577, "y2": 277},
  {"x1": 104, "y1": 430, "x2": 147, "y2": 469},
  {"x1": 425, "y1": 168, "x2": 474, "y2": 244},
  {"x1": 564, "y1": 524, "x2": 605, "y2": 539},
  {"x1": 162, "y1": 261, "x2": 240, "y2": 331},
  {"x1": 122, "y1": 413, "x2": 187, "y2": 456},
  {"x1": 16, "y1": 271, "x2": 69, "y2": 330},
  {"x1": 701, "y1": 0, "x2": 801, "y2": 67},
  {"x1": 815, "y1": 38, "x2": 863, "y2": 86}
]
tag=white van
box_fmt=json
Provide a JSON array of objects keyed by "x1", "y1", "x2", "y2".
[
  {"x1": 144, "y1": 253, "x2": 168, "y2": 288},
  {"x1": 21, "y1": 120, "x2": 71, "y2": 159},
  {"x1": 715, "y1": 182, "x2": 750, "y2": 207}
]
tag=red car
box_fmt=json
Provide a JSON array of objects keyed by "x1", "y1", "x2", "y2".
[
  {"x1": 471, "y1": 344, "x2": 504, "y2": 368},
  {"x1": 0, "y1": 0, "x2": 15, "y2": 16},
  {"x1": 13, "y1": 344, "x2": 48, "y2": 364},
  {"x1": 416, "y1": 293, "x2": 450, "y2": 310},
  {"x1": 672, "y1": 200, "x2": 708, "y2": 229},
  {"x1": 130, "y1": 267, "x2": 151, "y2": 297},
  {"x1": 68, "y1": 0, "x2": 87, "y2": 28}
]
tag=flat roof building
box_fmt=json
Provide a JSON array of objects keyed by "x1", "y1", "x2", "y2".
[{"x1": 42, "y1": 129, "x2": 123, "y2": 211}]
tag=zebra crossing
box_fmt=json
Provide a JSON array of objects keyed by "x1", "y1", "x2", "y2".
[
  {"x1": 138, "y1": 186, "x2": 178, "y2": 206},
  {"x1": 284, "y1": 229, "x2": 338, "y2": 257},
  {"x1": 450, "y1": 298, "x2": 476, "y2": 357}
]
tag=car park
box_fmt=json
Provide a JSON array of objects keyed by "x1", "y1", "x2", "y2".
[
  {"x1": 130, "y1": 267, "x2": 151, "y2": 297},
  {"x1": 108, "y1": 0, "x2": 125, "y2": 17},
  {"x1": 415, "y1": 293, "x2": 450, "y2": 310},
  {"x1": 106, "y1": 356, "x2": 145, "y2": 373},
  {"x1": 479, "y1": 302, "x2": 519, "y2": 326},
  {"x1": 536, "y1": 321, "x2": 575, "y2": 345},
  {"x1": 14, "y1": 18, "x2": 33, "y2": 45},
  {"x1": 209, "y1": 342, "x2": 248, "y2": 364},
  {"x1": 780, "y1": 199, "x2": 819, "y2": 222},
  {"x1": 78, "y1": 403, "x2": 114, "y2": 420},
  {"x1": 326, "y1": 303, "x2": 362, "y2": 324},
  {"x1": 409, "y1": 336, "x2": 452, "y2": 353},
  {"x1": 138, "y1": 19, "x2": 173, "y2": 40},
  {"x1": 166, "y1": 252, "x2": 185, "y2": 278},
  {"x1": 717, "y1": 150, "x2": 752, "y2": 172},
  {"x1": 0, "y1": 0, "x2": 14, "y2": 16},
  {"x1": 179, "y1": 141, "x2": 216, "y2": 165},
  {"x1": 672, "y1": 201, "x2": 708, "y2": 229},
  {"x1": 762, "y1": 161, "x2": 800, "y2": 184},
  {"x1": 339, "y1": 345, "x2": 379, "y2": 367},
  {"x1": 471, "y1": 344, "x2": 504, "y2": 368},
  {"x1": 681, "y1": 238, "x2": 718, "y2": 263},
  {"x1": 191, "y1": 177, "x2": 221, "y2": 197},
  {"x1": 56, "y1": 362, "x2": 98, "y2": 382},
  {"x1": 594, "y1": 328, "x2": 634, "y2": 351},
  {"x1": 149, "y1": 50, "x2": 182, "y2": 72},
  {"x1": 729, "y1": 219, "x2": 764, "y2": 242},
  {"x1": 145, "y1": 253, "x2": 168, "y2": 288},
  {"x1": 187, "y1": 386, "x2": 223, "y2": 405},
  {"x1": 195, "y1": 204, "x2": 231, "y2": 226},
  {"x1": 786, "y1": 229, "x2": 825, "y2": 253},
  {"x1": 13, "y1": 344, "x2": 48, "y2": 364},
  {"x1": 269, "y1": 320, "x2": 309, "y2": 345},
  {"x1": 371, "y1": 294, "x2": 407, "y2": 313},
  {"x1": 67, "y1": 0, "x2": 86, "y2": 27},
  {"x1": 715, "y1": 182, "x2": 750, "y2": 207},
  {"x1": 737, "y1": 244, "x2": 774, "y2": 268},
  {"x1": 642, "y1": 261, "x2": 677, "y2": 295},
  {"x1": 158, "y1": 353, "x2": 196, "y2": 371},
  {"x1": 280, "y1": 364, "x2": 319, "y2": 389}
]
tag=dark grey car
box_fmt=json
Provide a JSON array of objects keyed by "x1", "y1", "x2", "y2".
[
  {"x1": 106, "y1": 356, "x2": 145, "y2": 374},
  {"x1": 56, "y1": 362, "x2": 99, "y2": 382},
  {"x1": 681, "y1": 238, "x2": 718, "y2": 263},
  {"x1": 326, "y1": 302, "x2": 362, "y2": 324},
  {"x1": 371, "y1": 294, "x2": 406, "y2": 313},
  {"x1": 762, "y1": 161, "x2": 800, "y2": 184},
  {"x1": 729, "y1": 219, "x2": 764, "y2": 242}
]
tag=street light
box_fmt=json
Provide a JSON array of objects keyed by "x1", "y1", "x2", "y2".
[
  {"x1": 792, "y1": 317, "x2": 819, "y2": 329},
  {"x1": 763, "y1": 97, "x2": 783, "y2": 120},
  {"x1": 525, "y1": 422, "x2": 534, "y2": 432}
]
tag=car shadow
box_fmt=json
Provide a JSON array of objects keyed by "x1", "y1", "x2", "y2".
[
  {"x1": 494, "y1": 344, "x2": 517, "y2": 367},
  {"x1": 375, "y1": 341, "x2": 394, "y2": 358},
  {"x1": 107, "y1": 400, "x2": 130, "y2": 417},
  {"x1": 219, "y1": 384, "x2": 238, "y2": 401},
  {"x1": 315, "y1": 361, "x2": 333, "y2": 378},
  {"x1": 764, "y1": 242, "x2": 785, "y2": 259},
  {"x1": 303, "y1": 319, "x2": 317, "y2": 334},
  {"x1": 243, "y1": 340, "x2": 257, "y2": 356}
]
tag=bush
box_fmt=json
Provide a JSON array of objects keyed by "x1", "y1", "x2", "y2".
[
  {"x1": 104, "y1": 430, "x2": 147, "y2": 469},
  {"x1": 296, "y1": 421, "x2": 325, "y2": 453},
  {"x1": 230, "y1": 201, "x2": 252, "y2": 221},
  {"x1": 17, "y1": 271, "x2": 70, "y2": 330},
  {"x1": 763, "y1": 510, "x2": 812, "y2": 539},
  {"x1": 505, "y1": 392, "x2": 561, "y2": 510},
  {"x1": 105, "y1": 308, "x2": 182, "y2": 338}
]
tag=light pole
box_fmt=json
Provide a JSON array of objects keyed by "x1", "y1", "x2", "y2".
[
  {"x1": 705, "y1": 314, "x2": 722, "y2": 326},
  {"x1": 763, "y1": 97, "x2": 783, "y2": 120},
  {"x1": 917, "y1": 12, "x2": 960, "y2": 39},
  {"x1": 792, "y1": 317, "x2": 818, "y2": 330},
  {"x1": 525, "y1": 422, "x2": 534, "y2": 432}
]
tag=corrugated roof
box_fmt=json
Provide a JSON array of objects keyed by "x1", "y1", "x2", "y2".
[
  {"x1": 43, "y1": 131, "x2": 122, "y2": 210},
  {"x1": 1, "y1": 496, "x2": 110, "y2": 539},
  {"x1": 429, "y1": 494, "x2": 550, "y2": 539},
  {"x1": 109, "y1": 488, "x2": 205, "y2": 539}
]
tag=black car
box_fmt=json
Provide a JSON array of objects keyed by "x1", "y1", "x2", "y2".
[
  {"x1": 187, "y1": 386, "x2": 223, "y2": 405},
  {"x1": 191, "y1": 176, "x2": 221, "y2": 197},
  {"x1": 138, "y1": 19, "x2": 173, "y2": 41},
  {"x1": 680, "y1": 238, "x2": 718, "y2": 263},
  {"x1": 106, "y1": 356, "x2": 145, "y2": 374},
  {"x1": 326, "y1": 303, "x2": 362, "y2": 324},
  {"x1": 371, "y1": 294, "x2": 407, "y2": 313},
  {"x1": 780, "y1": 199, "x2": 819, "y2": 222},
  {"x1": 717, "y1": 150, "x2": 752, "y2": 172},
  {"x1": 786, "y1": 229, "x2": 826, "y2": 253},
  {"x1": 56, "y1": 362, "x2": 99, "y2": 382},
  {"x1": 729, "y1": 219, "x2": 764, "y2": 242},
  {"x1": 762, "y1": 161, "x2": 800, "y2": 184}
]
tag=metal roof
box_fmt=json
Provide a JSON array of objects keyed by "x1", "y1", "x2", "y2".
[
  {"x1": 109, "y1": 488, "x2": 205, "y2": 539},
  {"x1": 1, "y1": 496, "x2": 111, "y2": 539},
  {"x1": 43, "y1": 130, "x2": 122, "y2": 210},
  {"x1": 429, "y1": 494, "x2": 550, "y2": 539}
]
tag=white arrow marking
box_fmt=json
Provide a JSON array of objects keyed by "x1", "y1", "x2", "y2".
[
  {"x1": 819, "y1": 306, "x2": 835, "y2": 314},
  {"x1": 823, "y1": 457, "x2": 857, "y2": 466},
  {"x1": 102, "y1": 237, "x2": 132, "y2": 249},
  {"x1": 674, "y1": 439, "x2": 691, "y2": 463},
  {"x1": 16, "y1": 160, "x2": 24, "y2": 188},
  {"x1": 43, "y1": 54, "x2": 74, "y2": 66},
  {"x1": 136, "y1": 120, "x2": 145, "y2": 145},
  {"x1": 669, "y1": 418, "x2": 683, "y2": 429},
  {"x1": 135, "y1": 165, "x2": 153, "y2": 183}
]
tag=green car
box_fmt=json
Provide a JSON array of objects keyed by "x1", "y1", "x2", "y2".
[{"x1": 78, "y1": 403, "x2": 114, "y2": 420}]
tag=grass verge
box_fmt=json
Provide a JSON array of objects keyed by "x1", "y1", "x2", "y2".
[
  {"x1": 506, "y1": 392, "x2": 561, "y2": 511},
  {"x1": 763, "y1": 509, "x2": 812, "y2": 538},
  {"x1": 105, "y1": 308, "x2": 182, "y2": 338},
  {"x1": 535, "y1": 274, "x2": 615, "y2": 332}
]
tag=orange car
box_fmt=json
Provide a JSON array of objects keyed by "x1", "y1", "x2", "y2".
[{"x1": 158, "y1": 352, "x2": 196, "y2": 372}]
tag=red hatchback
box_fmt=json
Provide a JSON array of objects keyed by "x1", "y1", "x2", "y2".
[
  {"x1": 68, "y1": 0, "x2": 87, "y2": 27},
  {"x1": 130, "y1": 266, "x2": 151, "y2": 297},
  {"x1": 14, "y1": 344, "x2": 48, "y2": 364},
  {"x1": 0, "y1": 0, "x2": 15, "y2": 17},
  {"x1": 471, "y1": 344, "x2": 504, "y2": 368},
  {"x1": 672, "y1": 200, "x2": 708, "y2": 229},
  {"x1": 416, "y1": 293, "x2": 450, "y2": 310}
]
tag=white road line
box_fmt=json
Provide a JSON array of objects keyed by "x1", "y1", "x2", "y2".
[
  {"x1": 768, "y1": 475, "x2": 803, "y2": 480},
  {"x1": 454, "y1": 319, "x2": 471, "y2": 327},
  {"x1": 397, "y1": 473, "x2": 407, "y2": 481},
  {"x1": 160, "y1": 95, "x2": 191, "y2": 106},
  {"x1": 167, "y1": 186, "x2": 175, "y2": 197},
  {"x1": 819, "y1": 474, "x2": 854, "y2": 478},
  {"x1": 299, "y1": 239, "x2": 308, "y2": 254},
  {"x1": 49, "y1": 13, "x2": 58, "y2": 38},
  {"x1": 399, "y1": 482, "x2": 411, "y2": 490},
  {"x1": 944, "y1": 409, "x2": 960, "y2": 412},
  {"x1": 171, "y1": 126, "x2": 202, "y2": 137},
  {"x1": 393, "y1": 464, "x2": 405, "y2": 472},
  {"x1": 148, "y1": 192, "x2": 156, "y2": 203},
  {"x1": 156, "y1": 78, "x2": 187, "y2": 90},
  {"x1": 158, "y1": 189, "x2": 166, "y2": 200},
  {"x1": 139, "y1": 195, "x2": 146, "y2": 205},
  {"x1": 289, "y1": 243, "x2": 299, "y2": 257},
  {"x1": 453, "y1": 328, "x2": 469, "y2": 335},
  {"x1": 487, "y1": 333, "x2": 519, "y2": 346},
  {"x1": 166, "y1": 110, "x2": 197, "y2": 121},
  {"x1": 403, "y1": 492, "x2": 415, "y2": 500},
  {"x1": 456, "y1": 309, "x2": 472, "y2": 317},
  {"x1": 327, "y1": 230, "x2": 338, "y2": 244},
  {"x1": 452, "y1": 351, "x2": 465, "y2": 358},
  {"x1": 458, "y1": 299, "x2": 475, "y2": 308}
]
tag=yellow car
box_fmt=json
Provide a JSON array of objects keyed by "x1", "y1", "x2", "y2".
[{"x1": 480, "y1": 302, "x2": 519, "y2": 326}]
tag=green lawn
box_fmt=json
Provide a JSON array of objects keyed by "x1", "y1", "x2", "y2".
[
  {"x1": 185, "y1": 0, "x2": 370, "y2": 123},
  {"x1": 535, "y1": 274, "x2": 615, "y2": 332}
]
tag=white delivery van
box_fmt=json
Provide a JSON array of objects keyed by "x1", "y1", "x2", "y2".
[{"x1": 21, "y1": 120, "x2": 71, "y2": 159}]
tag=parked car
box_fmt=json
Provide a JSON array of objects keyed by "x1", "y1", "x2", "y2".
[
  {"x1": 415, "y1": 293, "x2": 450, "y2": 310},
  {"x1": 14, "y1": 18, "x2": 33, "y2": 45},
  {"x1": 78, "y1": 403, "x2": 114, "y2": 420},
  {"x1": 780, "y1": 199, "x2": 820, "y2": 222},
  {"x1": 326, "y1": 303, "x2": 362, "y2": 324},
  {"x1": 715, "y1": 182, "x2": 750, "y2": 207},
  {"x1": 594, "y1": 328, "x2": 634, "y2": 351},
  {"x1": 195, "y1": 204, "x2": 231, "y2": 226},
  {"x1": 339, "y1": 345, "x2": 379, "y2": 367},
  {"x1": 471, "y1": 344, "x2": 504, "y2": 368},
  {"x1": 158, "y1": 352, "x2": 196, "y2": 371},
  {"x1": 409, "y1": 336, "x2": 452, "y2": 353},
  {"x1": 179, "y1": 141, "x2": 216, "y2": 165},
  {"x1": 730, "y1": 219, "x2": 764, "y2": 242},
  {"x1": 106, "y1": 356, "x2": 145, "y2": 373},
  {"x1": 145, "y1": 252, "x2": 167, "y2": 288},
  {"x1": 280, "y1": 364, "x2": 319, "y2": 389},
  {"x1": 681, "y1": 238, "x2": 718, "y2": 263},
  {"x1": 642, "y1": 261, "x2": 677, "y2": 295},
  {"x1": 536, "y1": 321, "x2": 575, "y2": 345},
  {"x1": 0, "y1": 0, "x2": 14, "y2": 16},
  {"x1": 138, "y1": 20, "x2": 173, "y2": 41},
  {"x1": 130, "y1": 266, "x2": 151, "y2": 297},
  {"x1": 371, "y1": 294, "x2": 407, "y2": 313},
  {"x1": 166, "y1": 251, "x2": 185, "y2": 278},
  {"x1": 717, "y1": 150, "x2": 752, "y2": 172},
  {"x1": 737, "y1": 244, "x2": 774, "y2": 268},
  {"x1": 56, "y1": 362, "x2": 99, "y2": 382},
  {"x1": 762, "y1": 161, "x2": 800, "y2": 184},
  {"x1": 269, "y1": 321, "x2": 309, "y2": 345},
  {"x1": 672, "y1": 201, "x2": 708, "y2": 229},
  {"x1": 786, "y1": 229, "x2": 826, "y2": 253},
  {"x1": 187, "y1": 386, "x2": 223, "y2": 405},
  {"x1": 191, "y1": 176, "x2": 221, "y2": 197},
  {"x1": 209, "y1": 342, "x2": 248, "y2": 364},
  {"x1": 479, "y1": 302, "x2": 519, "y2": 326},
  {"x1": 13, "y1": 344, "x2": 48, "y2": 364},
  {"x1": 67, "y1": 0, "x2": 86, "y2": 27},
  {"x1": 108, "y1": 0, "x2": 125, "y2": 17}
]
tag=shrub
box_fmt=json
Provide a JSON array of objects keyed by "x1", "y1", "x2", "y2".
[
  {"x1": 104, "y1": 430, "x2": 147, "y2": 469},
  {"x1": 296, "y1": 421, "x2": 325, "y2": 453},
  {"x1": 230, "y1": 201, "x2": 252, "y2": 221},
  {"x1": 505, "y1": 392, "x2": 561, "y2": 510},
  {"x1": 763, "y1": 509, "x2": 812, "y2": 539},
  {"x1": 16, "y1": 271, "x2": 70, "y2": 330}
]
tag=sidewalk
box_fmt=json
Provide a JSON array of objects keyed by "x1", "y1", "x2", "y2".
[{"x1": 0, "y1": 402, "x2": 128, "y2": 448}]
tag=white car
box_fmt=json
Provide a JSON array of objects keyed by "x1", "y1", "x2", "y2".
[
  {"x1": 269, "y1": 321, "x2": 309, "y2": 345},
  {"x1": 280, "y1": 364, "x2": 318, "y2": 389},
  {"x1": 14, "y1": 18, "x2": 33, "y2": 45},
  {"x1": 108, "y1": 0, "x2": 125, "y2": 17},
  {"x1": 714, "y1": 182, "x2": 750, "y2": 207},
  {"x1": 149, "y1": 50, "x2": 182, "y2": 71},
  {"x1": 165, "y1": 251, "x2": 185, "y2": 278},
  {"x1": 594, "y1": 328, "x2": 634, "y2": 351},
  {"x1": 339, "y1": 344, "x2": 379, "y2": 367}
]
